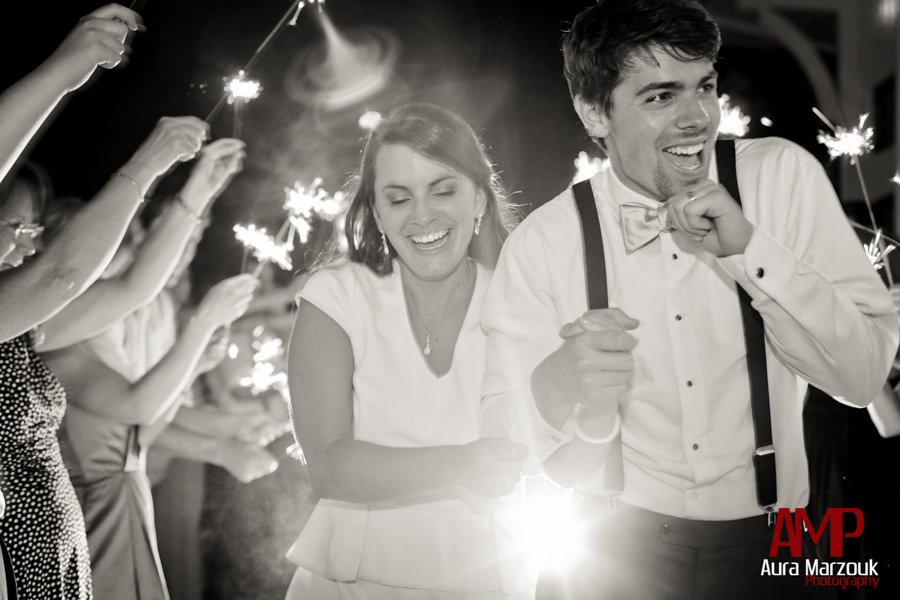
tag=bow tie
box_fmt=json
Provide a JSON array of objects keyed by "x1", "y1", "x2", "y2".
[{"x1": 619, "y1": 202, "x2": 674, "y2": 253}]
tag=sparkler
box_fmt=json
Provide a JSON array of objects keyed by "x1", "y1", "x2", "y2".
[
  {"x1": 282, "y1": 179, "x2": 347, "y2": 247},
  {"x1": 864, "y1": 229, "x2": 896, "y2": 273},
  {"x1": 224, "y1": 71, "x2": 262, "y2": 137},
  {"x1": 717, "y1": 94, "x2": 750, "y2": 138},
  {"x1": 358, "y1": 111, "x2": 383, "y2": 132},
  {"x1": 571, "y1": 151, "x2": 609, "y2": 184},
  {"x1": 205, "y1": 0, "x2": 324, "y2": 124},
  {"x1": 233, "y1": 180, "x2": 346, "y2": 278},
  {"x1": 814, "y1": 110, "x2": 874, "y2": 164},
  {"x1": 233, "y1": 224, "x2": 293, "y2": 277},
  {"x1": 813, "y1": 108, "x2": 891, "y2": 284},
  {"x1": 238, "y1": 329, "x2": 289, "y2": 434}
]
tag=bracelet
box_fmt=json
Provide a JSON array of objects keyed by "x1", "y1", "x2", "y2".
[
  {"x1": 572, "y1": 406, "x2": 621, "y2": 445},
  {"x1": 112, "y1": 171, "x2": 144, "y2": 203},
  {"x1": 175, "y1": 195, "x2": 203, "y2": 224}
]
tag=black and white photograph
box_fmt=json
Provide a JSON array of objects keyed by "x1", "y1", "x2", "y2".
[{"x1": 0, "y1": 1, "x2": 898, "y2": 599}]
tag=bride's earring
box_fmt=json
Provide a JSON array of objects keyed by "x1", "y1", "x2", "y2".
[
  {"x1": 381, "y1": 231, "x2": 389, "y2": 255},
  {"x1": 474, "y1": 214, "x2": 483, "y2": 236}
]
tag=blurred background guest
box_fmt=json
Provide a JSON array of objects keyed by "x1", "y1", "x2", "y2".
[
  {"x1": 40, "y1": 141, "x2": 253, "y2": 600},
  {"x1": 150, "y1": 267, "x2": 307, "y2": 600}
]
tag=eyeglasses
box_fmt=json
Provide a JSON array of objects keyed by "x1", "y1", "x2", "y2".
[{"x1": 0, "y1": 218, "x2": 44, "y2": 239}]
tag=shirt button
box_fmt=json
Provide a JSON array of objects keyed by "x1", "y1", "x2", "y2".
[
  {"x1": 658, "y1": 522, "x2": 671, "y2": 535},
  {"x1": 755, "y1": 267, "x2": 765, "y2": 278},
  {"x1": 675, "y1": 314, "x2": 682, "y2": 322},
  {"x1": 686, "y1": 380, "x2": 693, "y2": 387},
  {"x1": 692, "y1": 443, "x2": 699, "y2": 450}
]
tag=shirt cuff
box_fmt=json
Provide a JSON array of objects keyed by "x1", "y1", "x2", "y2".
[
  {"x1": 513, "y1": 379, "x2": 574, "y2": 471},
  {"x1": 716, "y1": 226, "x2": 799, "y2": 303}
]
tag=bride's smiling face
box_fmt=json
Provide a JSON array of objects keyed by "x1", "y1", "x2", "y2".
[{"x1": 372, "y1": 144, "x2": 485, "y2": 283}]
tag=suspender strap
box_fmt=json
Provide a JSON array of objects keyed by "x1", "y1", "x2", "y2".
[
  {"x1": 572, "y1": 179, "x2": 624, "y2": 496},
  {"x1": 715, "y1": 139, "x2": 778, "y2": 512},
  {"x1": 571, "y1": 144, "x2": 777, "y2": 512}
]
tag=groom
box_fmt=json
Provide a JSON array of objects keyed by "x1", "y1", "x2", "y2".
[{"x1": 480, "y1": 0, "x2": 898, "y2": 598}]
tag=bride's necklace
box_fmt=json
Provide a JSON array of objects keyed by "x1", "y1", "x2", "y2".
[{"x1": 403, "y1": 259, "x2": 475, "y2": 356}]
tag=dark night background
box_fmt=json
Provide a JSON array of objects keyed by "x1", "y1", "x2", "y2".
[{"x1": 0, "y1": 0, "x2": 833, "y2": 295}]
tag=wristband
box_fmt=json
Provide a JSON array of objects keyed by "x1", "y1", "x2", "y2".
[
  {"x1": 112, "y1": 171, "x2": 144, "y2": 203},
  {"x1": 572, "y1": 406, "x2": 621, "y2": 445}
]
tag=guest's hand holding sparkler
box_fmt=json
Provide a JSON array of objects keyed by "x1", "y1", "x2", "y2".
[
  {"x1": 232, "y1": 408, "x2": 284, "y2": 447},
  {"x1": 41, "y1": 3, "x2": 143, "y2": 92},
  {"x1": 195, "y1": 274, "x2": 259, "y2": 332},
  {"x1": 118, "y1": 116, "x2": 208, "y2": 195},
  {"x1": 177, "y1": 138, "x2": 246, "y2": 217},
  {"x1": 196, "y1": 329, "x2": 231, "y2": 375},
  {"x1": 217, "y1": 440, "x2": 278, "y2": 483}
]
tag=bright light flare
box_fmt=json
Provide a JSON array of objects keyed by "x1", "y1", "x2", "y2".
[
  {"x1": 572, "y1": 151, "x2": 609, "y2": 184},
  {"x1": 760, "y1": 116, "x2": 774, "y2": 128},
  {"x1": 234, "y1": 223, "x2": 292, "y2": 270},
  {"x1": 225, "y1": 70, "x2": 262, "y2": 102},
  {"x1": 718, "y1": 94, "x2": 750, "y2": 137},
  {"x1": 891, "y1": 172, "x2": 900, "y2": 186},
  {"x1": 814, "y1": 110, "x2": 874, "y2": 164},
  {"x1": 510, "y1": 484, "x2": 587, "y2": 572}
]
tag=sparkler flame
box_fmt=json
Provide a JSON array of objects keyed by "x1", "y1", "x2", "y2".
[
  {"x1": 283, "y1": 179, "x2": 348, "y2": 245},
  {"x1": 572, "y1": 151, "x2": 609, "y2": 184},
  {"x1": 864, "y1": 229, "x2": 896, "y2": 272},
  {"x1": 225, "y1": 71, "x2": 262, "y2": 103},
  {"x1": 717, "y1": 94, "x2": 750, "y2": 137},
  {"x1": 814, "y1": 110, "x2": 874, "y2": 164},
  {"x1": 239, "y1": 361, "x2": 288, "y2": 396},
  {"x1": 239, "y1": 331, "x2": 289, "y2": 396},
  {"x1": 358, "y1": 111, "x2": 383, "y2": 131},
  {"x1": 234, "y1": 223, "x2": 292, "y2": 270}
]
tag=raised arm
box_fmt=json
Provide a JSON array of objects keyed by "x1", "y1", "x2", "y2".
[
  {"x1": 289, "y1": 300, "x2": 524, "y2": 504},
  {"x1": 0, "y1": 4, "x2": 142, "y2": 181},
  {"x1": 37, "y1": 137, "x2": 245, "y2": 351},
  {"x1": 43, "y1": 274, "x2": 257, "y2": 426},
  {"x1": 0, "y1": 116, "x2": 207, "y2": 342}
]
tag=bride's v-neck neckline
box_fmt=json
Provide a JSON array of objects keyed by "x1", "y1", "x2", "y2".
[{"x1": 399, "y1": 261, "x2": 479, "y2": 380}]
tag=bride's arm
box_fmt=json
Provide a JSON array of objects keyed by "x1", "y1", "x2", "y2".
[{"x1": 289, "y1": 301, "x2": 524, "y2": 503}]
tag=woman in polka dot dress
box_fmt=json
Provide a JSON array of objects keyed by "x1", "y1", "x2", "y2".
[
  {"x1": 0, "y1": 170, "x2": 95, "y2": 598},
  {"x1": 0, "y1": 331, "x2": 92, "y2": 598}
]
